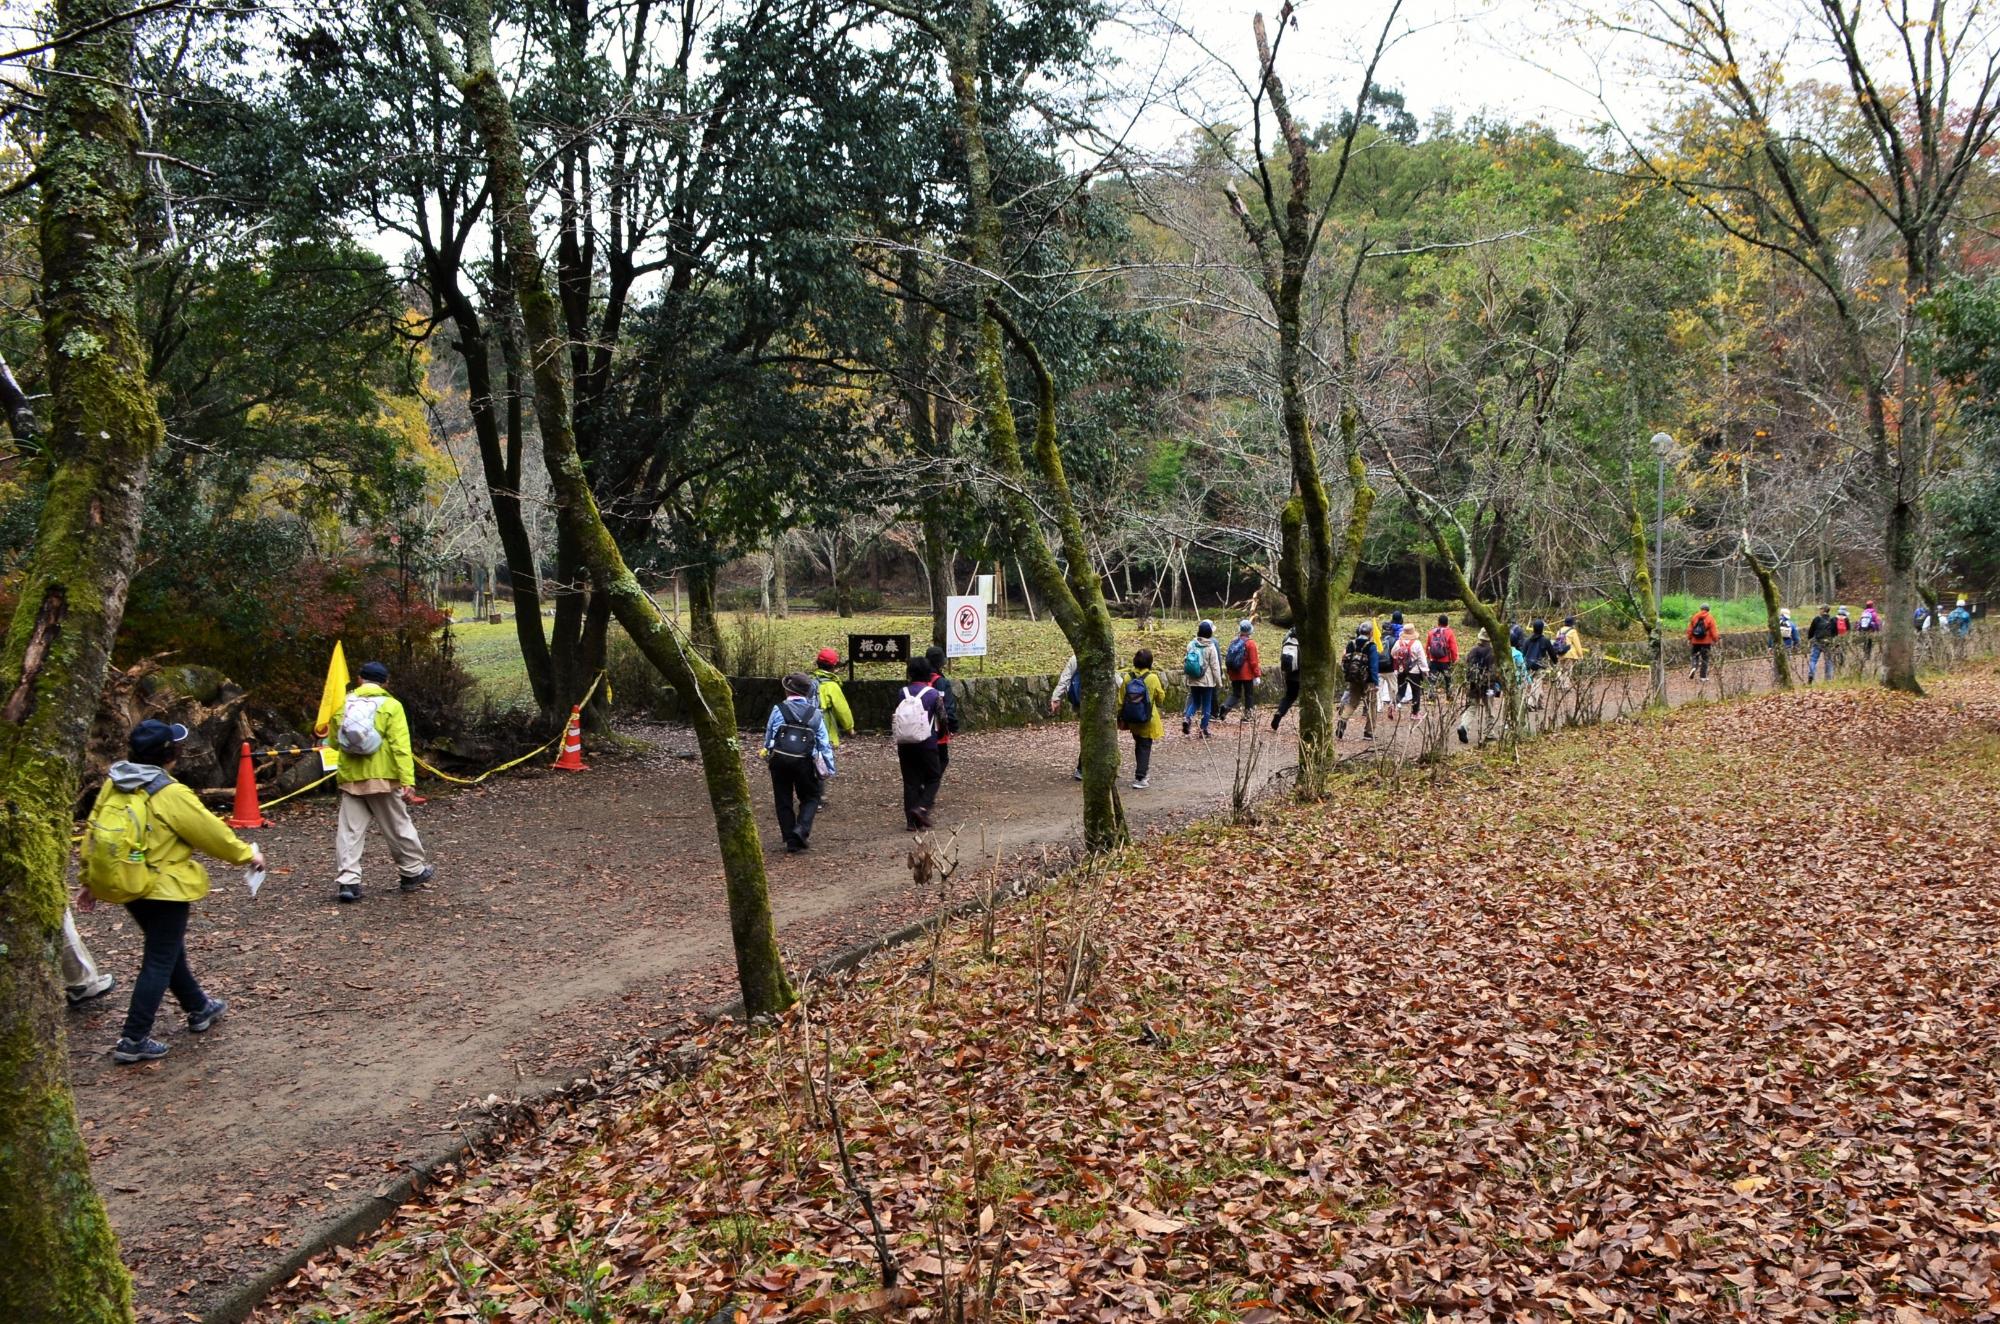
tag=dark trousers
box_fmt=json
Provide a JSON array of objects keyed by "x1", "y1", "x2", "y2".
[
  {"x1": 1691, "y1": 643, "x2": 1713, "y2": 678},
  {"x1": 1398, "y1": 670, "x2": 1424, "y2": 714},
  {"x1": 936, "y1": 741, "x2": 951, "y2": 777},
  {"x1": 897, "y1": 742, "x2": 943, "y2": 826},
  {"x1": 1273, "y1": 669, "x2": 1301, "y2": 724},
  {"x1": 1432, "y1": 661, "x2": 1454, "y2": 698},
  {"x1": 1131, "y1": 735, "x2": 1153, "y2": 780},
  {"x1": 768, "y1": 758, "x2": 823, "y2": 846},
  {"x1": 122, "y1": 898, "x2": 206, "y2": 1042},
  {"x1": 1223, "y1": 678, "x2": 1256, "y2": 714}
]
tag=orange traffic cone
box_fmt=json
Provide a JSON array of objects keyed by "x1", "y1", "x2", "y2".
[
  {"x1": 552, "y1": 705, "x2": 590, "y2": 771},
  {"x1": 226, "y1": 741, "x2": 268, "y2": 828}
]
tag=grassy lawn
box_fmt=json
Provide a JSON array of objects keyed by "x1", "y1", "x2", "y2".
[
  {"x1": 451, "y1": 610, "x2": 1230, "y2": 707},
  {"x1": 450, "y1": 597, "x2": 1807, "y2": 709}
]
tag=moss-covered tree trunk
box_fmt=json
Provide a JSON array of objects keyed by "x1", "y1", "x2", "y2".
[
  {"x1": 1740, "y1": 536, "x2": 1792, "y2": 690},
  {"x1": 988, "y1": 303, "x2": 1127, "y2": 851},
  {"x1": 1222, "y1": 11, "x2": 1388, "y2": 800},
  {"x1": 413, "y1": 0, "x2": 791, "y2": 1016},
  {"x1": 0, "y1": 2, "x2": 163, "y2": 1315},
  {"x1": 930, "y1": 0, "x2": 1127, "y2": 851}
]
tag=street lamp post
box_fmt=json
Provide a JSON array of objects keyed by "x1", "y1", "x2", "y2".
[{"x1": 1650, "y1": 431, "x2": 1674, "y2": 706}]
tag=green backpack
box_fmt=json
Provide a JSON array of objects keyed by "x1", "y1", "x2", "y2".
[{"x1": 82, "y1": 782, "x2": 161, "y2": 904}]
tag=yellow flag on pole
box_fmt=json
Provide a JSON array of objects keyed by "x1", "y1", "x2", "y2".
[{"x1": 313, "y1": 642, "x2": 350, "y2": 771}]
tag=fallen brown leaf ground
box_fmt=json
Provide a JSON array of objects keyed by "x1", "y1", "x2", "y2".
[{"x1": 257, "y1": 672, "x2": 2000, "y2": 1323}]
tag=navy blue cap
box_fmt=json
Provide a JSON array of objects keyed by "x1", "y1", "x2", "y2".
[
  {"x1": 129, "y1": 719, "x2": 189, "y2": 761},
  {"x1": 358, "y1": 661, "x2": 389, "y2": 682}
]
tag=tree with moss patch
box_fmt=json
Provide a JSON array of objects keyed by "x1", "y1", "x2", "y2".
[{"x1": 0, "y1": 0, "x2": 164, "y2": 1316}]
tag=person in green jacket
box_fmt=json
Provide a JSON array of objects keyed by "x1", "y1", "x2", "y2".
[
  {"x1": 333, "y1": 660, "x2": 432, "y2": 903},
  {"x1": 80, "y1": 720, "x2": 265, "y2": 1064},
  {"x1": 1117, "y1": 649, "x2": 1168, "y2": 790}
]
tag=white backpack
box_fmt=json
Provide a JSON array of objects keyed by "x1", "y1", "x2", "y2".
[
  {"x1": 338, "y1": 693, "x2": 385, "y2": 756},
  {"x1": 890, "y1": 685, "x2": 935, "y2": 745}
]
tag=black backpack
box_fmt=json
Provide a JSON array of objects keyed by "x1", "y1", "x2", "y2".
[
  {"x1": 1341, "y1": 641, "x2": 1369, "y2": 685},
  {"x1": 1118, "y1": 672, "x2": 1153, "y2": 725},
  {"x1": 769, "y1": 698, "x2": 818, "y2": 762}
]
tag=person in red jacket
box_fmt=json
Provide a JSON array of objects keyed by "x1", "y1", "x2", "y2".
[
  {"x1": 1425, "y1": 614, "x2": 1460, "y2": 698},
  {"x1": 1686, "y1": 603, "x2": 1720, "y2": 680},
  {"x1": 1217, "y1": 618, "x2": 1261, "y2": 721}
]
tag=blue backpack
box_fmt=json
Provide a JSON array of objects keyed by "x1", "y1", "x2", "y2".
[
  {"x1": 1066, "y1": 668, "x2": 1081, "y2": 708},
  {"x1": 1119, "y1": 672, "x2": 1153, "y2": 725},
  {"x1": 1183, "y1": 642, "x2": 1204, "y2": 678},
  {"x1": 1226, "y1": 636, "x2": 1249, "y2": 670}
]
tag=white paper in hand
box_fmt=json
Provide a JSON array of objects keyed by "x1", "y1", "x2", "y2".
[{"x1": 243, "y1": 865, "x2": 266, "y2": 899}]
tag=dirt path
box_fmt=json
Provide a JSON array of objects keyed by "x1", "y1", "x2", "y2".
[
  {"x1": 68, "y1": 714, "x2": 1299, "y2": 1321},
  {"x1": 71, "y1": 649, "x2": 1801, "y2": 1321}
]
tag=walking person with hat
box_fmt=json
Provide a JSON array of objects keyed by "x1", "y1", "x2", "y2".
[
  {"x1": 332, "y1": 660, "x2": 433, "y2": 903},
  {"x1": 810, "y1": 647, "x2": 853, "y2": 802},
  {"x1": 79, "y1": 719, "x2": 265, "y2": 1064}
]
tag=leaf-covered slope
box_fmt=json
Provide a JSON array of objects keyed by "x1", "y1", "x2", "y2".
[{"x1": 267, "y1": 675, "x2": 2000, "y2": 1323}]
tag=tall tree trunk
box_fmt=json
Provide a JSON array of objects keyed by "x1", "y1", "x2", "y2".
[
  {"x1": 1, "y1": 3, "x2": 162, "y2": 1314},
  {"x1": 987, "y1": 304, "x2": 1127, "y2": 851},
  {"x1": 1740, "y1": 536, "x2": 1791, "y2": 690},
  {"x1": 772, "y1": 536, "x2": 788, "y2": 618},
  {"x1": 687, "y1": 563, "x2": 721, "y2": 662},
  {"x1": 415, "y1": 0, "x2": 792, "y2": 1016},
  {"x1": 433, "y1": 261, "x2": 553, "y2": 713},
  {"x1": 928, "y1": 0, "x2": 1127, "y2": 850},
  {"x1": 922, "y1": 518, "x2": 949, "y2": 652},
  {"x1": 1629, "y1": 485, "x2": 1665, "y2": 709}
]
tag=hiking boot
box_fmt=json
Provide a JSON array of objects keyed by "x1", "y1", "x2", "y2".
[
  {"x1": 1336, "y1": 719, "x2": 1347, "y2": 739},
  {"x1": 113, "y1": 1037, "x2": 168, "y2": 1064},
  {"x1": 188, "y1": 997, "x2": 228, "y2": 1034},
  {"x1": 1269, "y1": 713, "x2": 1281, "y2": 732},
  {"x1": 67, "y1": 974, "x2": 116, "y2": 1006},
  {"x1": 337, "y1": 883, "x2": 362, "y2": 904},
  {"x1": 1180, "y1": 719, "x2": 1190, "y2": 735},
  {"x1": 1132, "y1": 778, "x2": 1149, "y2": 790},
  {"x1": 1457, "y1": 726, "x2": 1469, "y2": 745},
  {"x1": 400, "y1": 866, "x2": 435, "y2": 893}
]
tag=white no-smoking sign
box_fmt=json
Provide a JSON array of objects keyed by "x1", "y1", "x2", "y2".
[{"x1": 945, "y1": 594, "x2": 988, "y2": 658}]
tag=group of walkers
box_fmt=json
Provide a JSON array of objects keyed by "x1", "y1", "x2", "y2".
[
  {"x1": 71, "y1": 660, "x2": 435, "y2": 1065},
  {"x1": 756, "y1": 644, "x2": 960, "y2": 848},
  {"x1": 1774, "y1": 596, "x2": 1977, "y2": 682}
]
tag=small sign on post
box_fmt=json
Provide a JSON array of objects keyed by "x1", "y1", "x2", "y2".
[
  {"x1": 946, "y1": 595, "x2": 988, "y2": 658},
  {"x1": 977, "y1": 573, "x2": 996, "y2": 605},
  {"x1": 847, "y1": 633, "x2": 911, "y2": 680}
]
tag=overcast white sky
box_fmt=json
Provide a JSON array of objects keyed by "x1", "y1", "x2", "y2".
[{"x1": 1098, "y1": 0, "x2": 1641, "y2": 157}]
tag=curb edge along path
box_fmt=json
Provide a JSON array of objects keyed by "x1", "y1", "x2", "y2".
[{"x1": 192, "y1": 643, "x2": 1915, "y2": 1323}]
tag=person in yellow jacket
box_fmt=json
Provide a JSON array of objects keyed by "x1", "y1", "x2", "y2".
[
  {"x1": 1116, "y1": 649, "x2": 1168, "y2": 790},
  {"x1": 1553, "y1": 615, "x2": 1587, "y2": 687},
  {"x1": 80, "y1": 720, "x2": 265, "y2": 1064},
  {"x1": 811, "y1": 648, "x2": 854, "y2": 753},
  {"x1": 333, "y1": 660, "x2": 432, "y2": 903}
]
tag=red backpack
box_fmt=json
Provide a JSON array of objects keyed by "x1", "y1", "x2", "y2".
[{"x1": 1427, "y1": 626, "x2": 1452, "y2": 661}]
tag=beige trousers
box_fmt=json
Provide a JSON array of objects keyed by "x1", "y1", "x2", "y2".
[{"x1": 334, "y1": 790, "x2": 428, "y2": 887}]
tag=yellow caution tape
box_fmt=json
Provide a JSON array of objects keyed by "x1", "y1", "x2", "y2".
[
  {"x1": 417, "y1": 671, "x2": 608, "y2": 785},
  {"x1": 260, "y1": 770, "x2": 336, "y2": 808}
]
